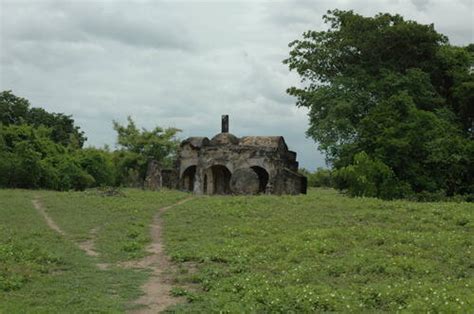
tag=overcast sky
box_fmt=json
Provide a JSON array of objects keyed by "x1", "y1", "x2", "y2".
[{"x1": 1, "y1": 0, "x2": 473, "y2": 170}]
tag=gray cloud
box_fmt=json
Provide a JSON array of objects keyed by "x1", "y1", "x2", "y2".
[
  {"x1": 411, "y1": 0, "x2": 430, "y2": 11},
  {"x1": 1, "y1": 0, "x2": 472, "y2": 171},
  {"x1": 2, "y1": 1, "x2": 194, "y2": 51},
  {"x1": 75, "y1": 3, "x2": 194, "y2": 50}
]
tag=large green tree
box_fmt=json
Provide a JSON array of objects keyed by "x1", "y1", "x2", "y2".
[
  {"x1": 112, "y1": 117, "x2": 181, "y2": 185},
  {"x1": 0, "y1": 91, "x2": 86, "y2": 148},
  {"x1": 0, "y1": 124, "x2": 95, "y2": 190},
  {"x1": 0, "y1": 91, "x2": 183, "y2": 190},
  {"x1": 284, "y1": 10, "x2": 473, "y2": 198},
  {"x1": 0, "y1": 91, "x2": 115, "y2": 190}
]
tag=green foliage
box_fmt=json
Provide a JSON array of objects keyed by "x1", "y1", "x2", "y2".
[
  {"x1": 112, "y1": 150, "x2": 146, "y2": 187},
  {"x1": 55, "y1": 154, "x2": 96, "y2": 191},
  {"x1": 0, "y1": 90, "x2": 86, "y2": 148},
  {"x1": 0, "y1": 91, "x2": 182, "y2": 190},
  {"x1": 112, "y1": 116, "x2": 181, "y2": 185},
  {"x1": 334, "y1": 152, "x2": 409, "y2": 199},
  {"x1": 0, "y1": 91, "x2": 29, "y2": 125},
  {"x1": 0, "y1": 123, "x2": 96, "y2": 191},
  {"x1": 0, "y1": 124, "x2": 60, "y2": 189},
  {"x1": 433, "y1": 45, "x2": 474, "y2": 132},
  {"x1": 0, "y1": 91, "x2": 100, "y2": 191},
  {"x1": 113, "y1": 116, "x2": 180, "y2": 166},
  {"x1": 284, "y1": 10, "x2": 474, "y2": 199},
  {"x1": 300, "y1": 167, "x2": 333, "y2": 188},
  {"x1": 357, "y1": 93, "x2": 473, "y2": 196},
  {"x1": 77, "y1": 148, "x2": 116, "y2": 187}
]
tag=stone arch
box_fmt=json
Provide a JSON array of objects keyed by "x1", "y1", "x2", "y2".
[
  {"x1": 179, "y1": 159, "x2": 198, "y2": 177},
  {"x1": 181, "y1": 165, "x2": 196, "y2": 192},
  {"x1": 206, "y1": 165, "x2": 232, "y2": 195},
  {"x1": 251, "y1": 166, "x2": 269, "y2": 193}
]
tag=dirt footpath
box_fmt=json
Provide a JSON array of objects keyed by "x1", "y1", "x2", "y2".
[{"x1": 32, "y1": 196, "x2": 193, "y2": 313}]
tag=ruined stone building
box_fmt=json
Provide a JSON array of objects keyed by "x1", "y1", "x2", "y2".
[{"x1": 176, "y1": 115, "x2": 307, "y2": 195}]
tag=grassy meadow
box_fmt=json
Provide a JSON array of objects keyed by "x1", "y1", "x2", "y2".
[
  {"x1": 1, "y1": 188, "x2": 472, "y2": 312},
  {"x1": 0, "y1": 189, "x2": 187, "y2": 312}
]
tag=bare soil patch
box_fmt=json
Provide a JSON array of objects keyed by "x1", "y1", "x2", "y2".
[
  {"x1": 33, "y1": 196, "x2": 195, "y2": 312},
  {"x1": 78, "y1": 227, "x2": 100, "y2": 257},
  {"x1": 130, "y1": 197, "x2": 193, "y2": 314},
  {"x1": 33, "y1": 198, "x2": 110, "y2": 269},
  {"x1": 32, "y1": 199, "x2": 66, "y2": 236}
]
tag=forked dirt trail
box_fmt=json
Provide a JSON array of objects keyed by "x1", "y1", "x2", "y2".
[
  {"x1": 77, "y1": 227, "x2": 100, "y2": 257},
  {"x1": 130, "y1": 197, "x2": 193, "y2": 314},
  {"x1": 33, "y1": 196, "x2": 194, "y2": 312},
  {"x1": 33, "y1": 198, "x2": 109, "y2": 269}
]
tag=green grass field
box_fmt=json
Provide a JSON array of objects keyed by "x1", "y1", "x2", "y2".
[
  {"x1": 0, "y1": 189, "x2": 187, "y2": 312},
  {"x1": 1, "y1": 188, "x2": 472, "y2": 312}
]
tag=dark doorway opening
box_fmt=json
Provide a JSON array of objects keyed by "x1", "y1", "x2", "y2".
[
  {"x1": 251, "y1": 166, "x2": 269, "y2": 193},
  {"x1": 211, "y1": 165, "x2": 231, "y2": 194},
  {"x1": 181, "y1": 165, "x2": 196, "y2": 192}
]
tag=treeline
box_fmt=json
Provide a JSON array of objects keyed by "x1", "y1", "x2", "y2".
[
  {"x1": 0, "y1": 91, "x2": 180, "y2": 190},
  {"x1": 286, "y1": 10, "x2": 473, "y2": 201},
  {"x1": 301, "y1": 167, "x2": 473, "y2": 202}
]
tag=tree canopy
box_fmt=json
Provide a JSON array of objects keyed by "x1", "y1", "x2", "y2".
[
  {"x1": 0, "y1": 91, "x2": 181, "y2": 191},
  {"x1": 285, "y1": 10, "x2": 473, "y2": 199},
  {"x1": 0, "y1": 91, "x2": 87, "y2": 148},
  {"x1": 113, "y1": 116, "x2": 180, "y2": 167},
  {"x1": 112, "y1": 117, "x2": 181, "y2": 185}
]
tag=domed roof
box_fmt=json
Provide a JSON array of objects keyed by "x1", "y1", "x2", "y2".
[
  {"x1": 210, "y1": 133, "x2": 239, "y2": 146},
  {"x1": 180, "y1": 137, "x2": 210, "y2": 148}
]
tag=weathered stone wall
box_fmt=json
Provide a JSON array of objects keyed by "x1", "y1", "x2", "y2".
[
  {"x1": 176, "y1": 133, "x2": 306, "y2": 195},
  {"x1": 230, "y1": 168, "x2": 260, "y2": 195},
  {"x1": 161, "y1": 169, "x2": 178, "y2": 189},
  {"x1": 273, "y1": 168, "x2": 307, "y2": 195},
  {"x1": 144, "y1": 160, "x2": 162, "y2": 191}
]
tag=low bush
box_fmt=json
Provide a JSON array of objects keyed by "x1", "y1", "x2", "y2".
[
  {"x1": 334, "y1": 152, "x2": 411, "y2": 199},
  {"x1": 299, "y1": 167, "x2": 333, "y2": 188}
]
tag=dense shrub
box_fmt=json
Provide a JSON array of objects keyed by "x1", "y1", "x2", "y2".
[
  {"x1": 0, "y1": 124, "x2": 96, "y2": 190},
  {"x1": 111, "y1": 117, "x2": 181, "y2": 187},
  {"x1": 0, "y1": 90, "x2": 86, "y2": 148},
  {"x1": 0, "y1": 92, "x2": 181, "y2": 191},
  {"x1": 334, "y1": 152, "x2": 411, "y2": 199},
  {"x1": 0, "y1": 124, "x2": 57, "y2": 189},
  {"x1": 300, "y1": 168, "x2": 333, "y2": 188},
  {"x1": 56, "y1": 155, "x2": 95, "y2": 191},
  {"x1": 77, "y1": 148, "x2": 115, "y2": 187},
  {"x1": 112, "y1": 150, "x2": 146, "y2": 187}
]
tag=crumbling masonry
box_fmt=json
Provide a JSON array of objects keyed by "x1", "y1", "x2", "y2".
[{"x1": 175, "y1": 115, "x2": 307, "y2": 195}]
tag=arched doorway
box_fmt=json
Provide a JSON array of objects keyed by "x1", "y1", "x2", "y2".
[
  {"x1": 181, "y1": 165, "x2": 196, "y2": 192},
  {"x1": 251, "y1": 166, "x2": 269, "y2": 193},
  {"x1": 210, "y1": 165, "x2": 231, "y2": 195}
]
